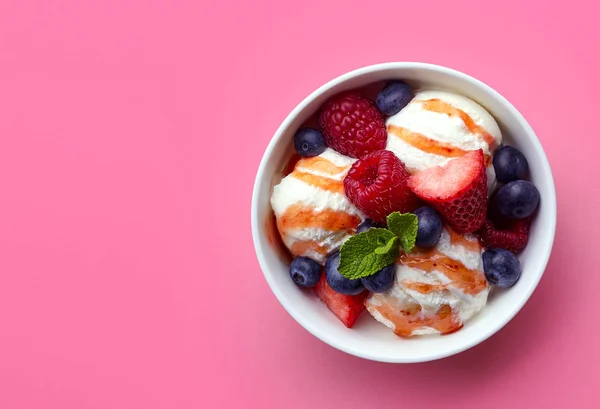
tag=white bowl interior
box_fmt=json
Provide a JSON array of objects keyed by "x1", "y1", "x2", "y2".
[{"x1": 252, "y1": 63, "x2": 556, "y2": 363}]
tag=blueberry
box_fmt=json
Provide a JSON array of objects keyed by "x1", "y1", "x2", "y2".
[
  {"x1": 361, "y1": 264, "x2": 395, "y2": 293},
  {"x1": 493, "y1": 145, "x2": 529, "y2": 183},
  {"x1": 482, "y1": 248, "x2": 521, "y2": 288},
  {"x1": 289, "y1": 257, "x2": 321, "y2": 288},
  {"x1": 376, "y1": 81, "x2": 414, "y2": 116},
  {"x1": 356, "y1": 219, "x2": 384, "y2": 234},
  {"x1": 324, "y1": 252, "x2": 364, "y2": 295},
  {"x1": 293, "y1": 128, "x2": 326, "y2": 157},
  {"x1": 493, "y1": 180, "x2": 540, "y2": 219},
  {"x1": 414, "y1": 206, "x2": 443, "y2": 247}
]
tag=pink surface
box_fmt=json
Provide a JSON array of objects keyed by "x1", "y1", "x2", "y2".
[{"x1": 0, "y1": 0, "x2": 597, "y2": 407}]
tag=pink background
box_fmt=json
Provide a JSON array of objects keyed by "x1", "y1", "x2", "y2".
[{"x1": 0, "y1": 0, "x2": 597, "y2": 407}]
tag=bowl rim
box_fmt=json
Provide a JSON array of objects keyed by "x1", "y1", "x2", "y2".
[{"x1": 251, "y1": 62, "x2": 557, "y2": 363}]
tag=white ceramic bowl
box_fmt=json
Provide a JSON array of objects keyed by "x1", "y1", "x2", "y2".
[{"x1": 251, "y1": 62, "x2": 556, "y2": 363}]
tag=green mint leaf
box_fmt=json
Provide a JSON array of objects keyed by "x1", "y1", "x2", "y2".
[
  {"x1": 338, "y1": 228, "x2": 399, "y2": 280},
  {"x1": 386, "y1": 212, "x2": 418, "y2": 253}
]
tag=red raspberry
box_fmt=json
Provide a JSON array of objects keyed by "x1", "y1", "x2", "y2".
[
  {"x1": 408, "y1": 150, "x2": 488, "y2": 233},
  {"x1": 319, "y1": 92, "x2": 387, "y2": 158},
  {"x1": 344, "y1": 150, "x2": 419, "y2": 223},
  {"x1": 478, "y1": 215, "x2": 531, "y2": 254}
]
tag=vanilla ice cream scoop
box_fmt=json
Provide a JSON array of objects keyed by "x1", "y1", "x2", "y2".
[
  {"x1": 270, "y1": 148, "x2": 364, "y2": 264},
  {"x1": 385, "y1": 89, "x2": 502, "y2": 191},
  {"x1": 365, "y1": 227, "x2": 489, "y2": 337}
]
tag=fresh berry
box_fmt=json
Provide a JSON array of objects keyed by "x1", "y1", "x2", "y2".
[
  {"x1": 493, "y1": 145, "x2": 528, "y2": 183},
  {"x1": 324, "y1": 252, "x2": 364, "y2": 295},
  {"x1": 356, "y1": 219, "x2": 384, "y2": 234},
  {"x1": 289, "y1": 257, "x2": 322, "y2": 288},
  {"x1": 493, "y1": 180, "x2": 540, "y2": 219},
  {"x1": 344, "y1": 150, "x2": 419, "y2": 224},
  {"x1": 408, "y1": 150, "x2": 487, "y2": 233},
  {"x1": 313, "y1": 273, "x2": 368, "y2": 328},
  {"x1": 478, "y1": 215, "x2": 530, "y2": 254},
  {"x1": 293, "y1": 128, "x2": 326, "y2": 158},
  {"x1": 376, "y1": 81, "x2": 414, "y2": 116},
  {"x1": 414, "y1": 206, "x2": 443, "y2": 247},
  {"x1": 319, "y1": 92, "x2": 387, "y2": 158},
  {"x1": 361, "y1": 264, "x2": 395, "y2": 293},
  {"x1": 482, "y1": 248, "x2": 521, "y2": 288}
]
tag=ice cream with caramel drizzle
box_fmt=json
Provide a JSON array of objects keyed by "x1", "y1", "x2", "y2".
[
  {"x1": 270, "y1": 148, "x2": 364, "y2": 264},
  {"x1": 365, "y1": 226, "x2": 489, "y2": 337},
  {"x1": 385, "y1": 89, "x2": 502, "y2": 192},
  {"x1": 269, "y1": 87, "x2": 506, "y2": 336}
]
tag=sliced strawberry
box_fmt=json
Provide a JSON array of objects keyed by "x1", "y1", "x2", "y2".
[
  {"x1": 313, "y1": 273, "x2": 368, "y2": 328},
  {"x1": 408, "y1": 150, "x2": 487, "y2": 233},
  {"x1": 478, "y1": 215, "x2": 531, "y2": 254}
]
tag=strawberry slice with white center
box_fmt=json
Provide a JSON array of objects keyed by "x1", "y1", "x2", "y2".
[{"x1": 408, "y1": 150, "x2": 487, "y2": 233}]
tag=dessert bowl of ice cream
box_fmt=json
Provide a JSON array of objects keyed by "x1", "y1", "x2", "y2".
[{"x1": 251, "y1": 62, "x2": 556, "y2": 363}]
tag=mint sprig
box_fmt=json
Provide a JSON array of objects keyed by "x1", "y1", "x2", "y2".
[
  {"x1": 386, "y1": 212, "x2": 418, "y2": 253},
  {"x1": 338, "y1": 212, "x2": 419, "y2": 280},
  {"x1": 338, "y1": 228, "x2": 398, "y2": 280}
]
